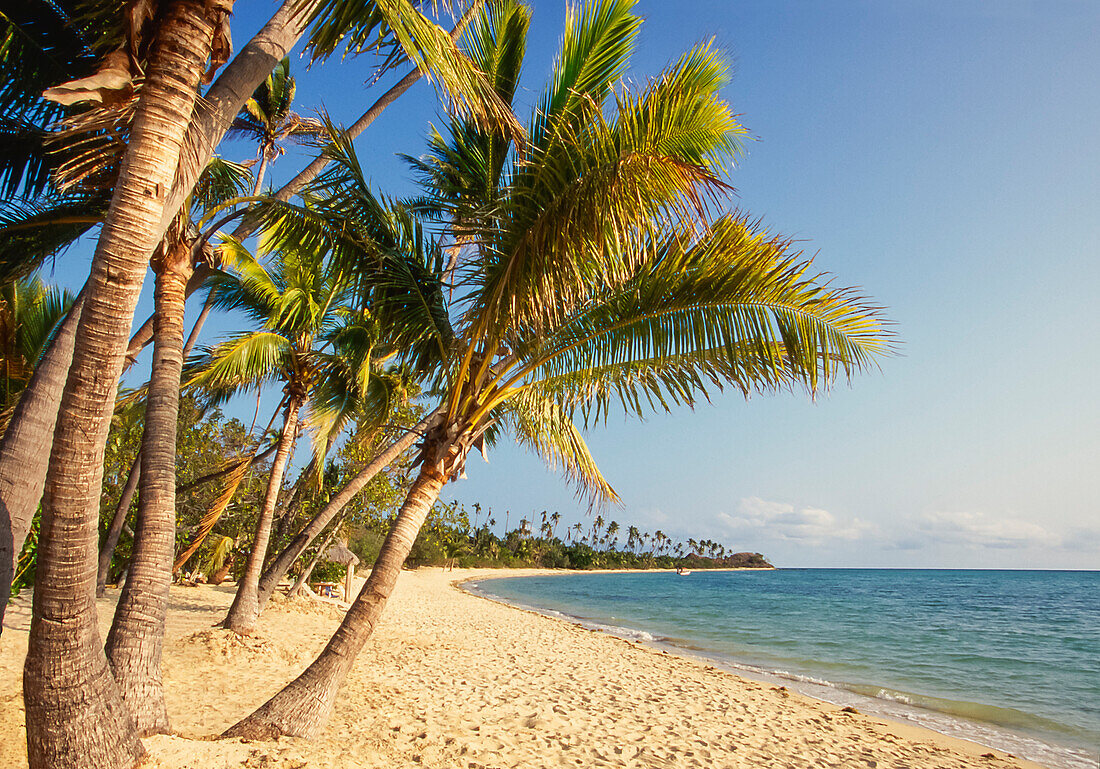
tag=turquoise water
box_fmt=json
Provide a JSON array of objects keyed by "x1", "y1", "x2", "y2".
[{"x1": 468, "y1": 569, "x2": 1099, "y2": 769}]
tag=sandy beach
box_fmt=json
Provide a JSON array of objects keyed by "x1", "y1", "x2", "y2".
[{"x1": 1, "y1": 568, "x2": 1046, "y2": 768}]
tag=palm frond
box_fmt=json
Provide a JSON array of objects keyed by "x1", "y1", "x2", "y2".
[
  {"x1": 529, "y1": 0, "x2": 640, "y2": 150},
  {"x1": 186, "y1": 331, "x2": 293, "y2": 396},
  {"x1": 469, "y1": 41, "x2": 743, "y2": 337},
  {"x1": 14, "y1": 277, "x2": 75, "y2": 368},
  {"x1": 306, "y1": 0, "x2": 524, "y2": 142},
  {"x1": 191, "y1": 156, "x2": 253, "y2": 216},
  {"x1": 515, "y1": 214, "x2": 892, "y2": 408},
  {"x1": 0, "y1": 193, "x2": 106, "y2": 283},
  {"x1": 0, "y1": 1, "x2": 102, "y2": 196},
  {"x1": 505, "y1": 388, "x2": 619, "y2": 509}
]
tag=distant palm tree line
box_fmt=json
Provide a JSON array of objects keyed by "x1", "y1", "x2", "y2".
[{"x1": 376, "y1": 502, "x2": 772, "y2": 570}]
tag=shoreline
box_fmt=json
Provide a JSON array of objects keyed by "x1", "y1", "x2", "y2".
[
  {"x1": 0, "y1": 567, "x2": 1060, "y2": 768},
  {"x1": 459, "y1": 568, "x2": 1090, "y2": 769}
]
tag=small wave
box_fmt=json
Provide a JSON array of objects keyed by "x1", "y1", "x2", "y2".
[{"x1": 579, "y1": 620, "x2": 656, "y2": 642}]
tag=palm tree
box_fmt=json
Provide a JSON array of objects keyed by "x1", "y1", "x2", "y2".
[
  {"x1": 238, "y1": 141, "x2": 452, "y2": 617},
  {"x1": 227, "y1": 0, "x2": 889, "y2": 740},
  {"x1": 592, "y1": 515, "x2": 606, "y2": 546},
  {"x1": 606, "y1": 520, "x2": 620, "y2": 548},
  {"x1": 23, "y1": 5, "x2": 229, "y2": 764},
  {"x1": 228, "y1": 58, "x2": 325, "y2": 193},
  {"x1": 100, "y1": 156, "x2": 251, "y2": 735},
  {"x1": 187, "y1": 226, "x2": 375, "y2": 633}
]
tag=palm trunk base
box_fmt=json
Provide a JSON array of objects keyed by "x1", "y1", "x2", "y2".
[
  {"x1": 110, "y1": 660, "x2": 170, "y2": 737},
  {"x1": 227, "y1": 461, "x2": 448, "y2": 740},
  {"x1": 220, "y1": 586, "x2": 260, "y2": 634},
  {"x1": 24, "y1": 647, "x2": 145, "y2": 769},
  {"x1": 224, "y1": 653, "x2": 352, "y2": 740}
]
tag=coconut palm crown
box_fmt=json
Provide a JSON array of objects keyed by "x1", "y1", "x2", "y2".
[{"x1": 226, "y1": 58, "x2": 326, "y2": 192}]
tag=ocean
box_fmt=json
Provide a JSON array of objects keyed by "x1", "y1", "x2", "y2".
[{"x1": 465, "y1": 569, "x2": 1099, "y2": 769}]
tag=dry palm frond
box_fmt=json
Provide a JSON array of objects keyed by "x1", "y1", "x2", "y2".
[{"x1": 173, "y1": 456, "x2": 250, "y2": 573}]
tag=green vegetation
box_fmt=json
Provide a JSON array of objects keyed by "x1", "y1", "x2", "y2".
[{"x1": 353, "y1": 502, "x2": 772, "y2": 570}]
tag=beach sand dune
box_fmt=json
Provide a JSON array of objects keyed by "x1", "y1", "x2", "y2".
[{"x1": 1, "y1": 568, "x2": 1044, "y2": 768}]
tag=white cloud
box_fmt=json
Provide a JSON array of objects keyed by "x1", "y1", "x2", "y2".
[
  {"x1": 717, "y1": 497, "x2": 876, "y2": 545},
  {"x1": 912, "y1": 510, "x2": 1061, "y2": 549}
]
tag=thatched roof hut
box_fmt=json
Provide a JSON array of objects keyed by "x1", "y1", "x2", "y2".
[
  {"x1": 324, "y1": 541, "x2": 359, "y2": 566},
  {"x1": 325, "y1": 541, "x2": 360, "y2": 601}
]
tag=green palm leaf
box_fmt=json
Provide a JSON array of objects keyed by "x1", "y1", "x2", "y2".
[
  {"x1": 186, "y1": 331, "x2": 294, "y2": 397},
  {"x1": 516, "y1": 214, "x2": 890, "y2": 401},
  {"x1": 305, "y1": 0, "x2": 523, "y2": 141},
  {"x1": 506, "y1": 388, "x2": 618, "y2": 508}
]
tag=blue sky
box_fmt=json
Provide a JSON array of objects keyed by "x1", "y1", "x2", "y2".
[{"x1": 68, "y1": 1, "x2": 1098, "y2": 568}]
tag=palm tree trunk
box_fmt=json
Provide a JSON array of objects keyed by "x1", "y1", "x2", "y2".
[
  {"x1": 181, "y1": 284, "x2": 216, "y2": 357},
  {"x1": 220, "y1": 393, "x2": 302, "y2": 633},
  {"x1": 103, "y1": 243, "x2": 191, "y2": 736},
  {"x1": 23, "y1": 2, "x2": 219, "y2": 766},
  {"x1": 287, "y1": 523, "x2": 341, "y2": 599},
  {"x1": 96, "y1": 454, "x2": 141, "y2": 597},
  {"x1": 254, "y1": 410, "x2": 440, "y2": 612},
  {"x1": 252, "y1": 151, "x2": 270, "y2": 194},
  {"x1": 0, "y1": 291, "x2": 83, "y2": 629},
  {"x1": 225, "y1": 458, "x2": 449, "y2": 739}
]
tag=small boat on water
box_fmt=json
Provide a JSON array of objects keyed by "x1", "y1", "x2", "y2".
[{"x1": 675, "y1": 567, "x2": 691, "y2": 576}]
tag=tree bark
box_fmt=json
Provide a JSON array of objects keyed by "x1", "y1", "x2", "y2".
[
  {"x1": 23, "y1": 2, "x2": 219, "y2": 766},
  {"x1": 104, "y1": 242, "x2": 192, "y2": 736},
  {"x1": 0, "y1": 291, "x2": 83, "y2": 629},
  {"x1": 96, "y1": 454, "x2": 141, "y2": 597},
  {"x1": 254, "y1": 411, "x2": 440, "y2": 613},
  {"x1": 220, "y1": 393, "x2": 302, "y2": 633},
  {"x1": 225, "y1": 459, "x2": 449, "y2": 739}
]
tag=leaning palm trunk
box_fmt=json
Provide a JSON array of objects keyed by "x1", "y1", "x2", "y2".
[
  {"x1": 220, "y1": 393, "x2": 303, "y2": 633},
  {"x1": 287, "y1": 523, "x2": 342, "y2": 599},
  {"x1": 0, "y1": 292, "x2": 82, "y2": 628},
  {"x1": 104, "y1": 243, "x2": 192, "y2": 735},
  {"x1": 226, "y1": 451, "x2": 451, "y2": 739},
  {"x1": 254, "y1": 410, "x2": 441, "y2": 612},
  {"x1": 22, "y1": 2, "x2": 219, "y2": 766},
  {"x1": 96, "y1": 455, "x2": 141, "y2": 596}
]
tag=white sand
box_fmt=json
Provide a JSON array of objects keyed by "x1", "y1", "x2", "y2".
[{"x1": 1, "y1": 568, "x2": 1046, "y2": 768}]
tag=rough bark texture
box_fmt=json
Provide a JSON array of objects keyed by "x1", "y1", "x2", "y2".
[
  {"x1": 22, "y1": 3, "x2": 218, "y2": 766},
  {"x1": 0, "y1": 293, "x2": 83, "y2": 628},
  {"x1": 96, "y1": 455, "x2": 141, "y2": 597},
  {"x1": 255, "y1": 412, "x2": 440, "y2": 611},
  {"x1": 161, "y1": 0, "x2": 310, "y2": 239},
  {"x1": 220, "y1": 395, "x2": 302, "y2": 633},
  {"x1": 104, "y1": 244, "x2": 192, "y2": 736},
  {"x1": 125, "y1": 263, "x2": 212, "y2": 365},
  {"x1": 225, "y1": 459, "x2": 448, "y2": 739}
]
